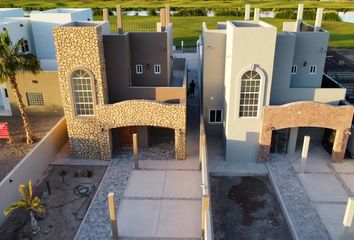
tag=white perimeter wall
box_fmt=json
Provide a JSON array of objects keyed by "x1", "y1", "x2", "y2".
[{"x1": 0, "y1": 118, "x2": 68, "y2": 226}]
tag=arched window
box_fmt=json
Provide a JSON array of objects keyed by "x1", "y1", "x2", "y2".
[
  {"x1": 71, "y1": 69, "x2": 94, "y2": 116},
  {"x1": 239, "y1": 70, "x2": 261, "y2": 118}
]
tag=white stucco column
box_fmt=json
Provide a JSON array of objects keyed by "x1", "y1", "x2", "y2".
[
  {"x1": 301, "y1": 135, "x2": 311, "y2": 159},
  {"x1": 254, "y1": 8, "x2": 260, "y2": 22},
  {"x1": 244, "y1": 4, "x2": 250, "y2": 21},
  {"x1": 297, "y1": 4, "x2": 304, "y2": 21}
]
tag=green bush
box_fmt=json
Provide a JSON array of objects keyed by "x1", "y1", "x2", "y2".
[
  {"x1": 275, "y1": 9, "x2": 316, "y2": 20},
  {"x1": 149, "y1": 9, "x2": 158, "y2": 16},
  {"x1": 274, "y1": 9, "x2": 297, "y2": 19},
  {"x1": 93, "y1": 8, "x2": 103, "y2": 16},
  {"x1": 174, "y1": 8, "x2": 207, "y2": 16},
  {"x1": 215, "y1": 9, "x2": 243, "y2": 17},
  {"x1": 324, "y1": 11, "x2": 341, "y2": 21},
  {"x1": 275, "y1": 9, "x2": 341, "y2": 21}
]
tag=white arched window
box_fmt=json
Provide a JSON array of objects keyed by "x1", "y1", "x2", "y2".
[
  {"x1": 239, "y1": 70, "x2": 261, "y2": 118},
  {"x1": 71, "y1": 69, "x2": 94, "y2": 116}
]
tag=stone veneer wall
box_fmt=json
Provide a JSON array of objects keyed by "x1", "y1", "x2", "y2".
[
  {"x1": 259, "y1": 101, "x2": 354, "y2": 163},
  {"x1": 53, "y1": 24, "x2": 110, "y2": 159},
  {"x1": 53, "y1": 23, "x2": 186, "y2": 160}
]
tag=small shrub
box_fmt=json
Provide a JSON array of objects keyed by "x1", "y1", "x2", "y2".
[{"x1": 149, "y1": 9, "x2": 158, "y2": 16}]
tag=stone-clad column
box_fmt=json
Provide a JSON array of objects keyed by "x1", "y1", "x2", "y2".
[
  {"x1": 175, "y1": 128, "x2": 186, "y2": 160},
  {"x1": 258, "y1": 128, "x2": 272, "y2": 163},
  {"x1": 332, "y1": 129, "x2": 350, "y2": 162}
]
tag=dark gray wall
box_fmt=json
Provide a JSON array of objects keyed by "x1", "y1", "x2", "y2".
[
  {"x1": 129, "y1": 32, "x2": 169, "y2": 86},
  {"x1": 103, "y1": 34, "x2": 156, "y2": 103},
  {"x1": 290, "y1": 31, "x2": 329, "y2": 88}
]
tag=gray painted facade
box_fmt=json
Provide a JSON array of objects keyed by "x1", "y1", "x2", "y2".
[{"x1": 200, "y1": 17, "x2": 347, "y2": 163}]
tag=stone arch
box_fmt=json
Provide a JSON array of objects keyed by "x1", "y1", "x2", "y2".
[
  {"x1": 258, "y1": 101, "x2": 354, "y2": 162},
  {"x1": 95, "y1": 99, "x2": 186, "y2": 160}
]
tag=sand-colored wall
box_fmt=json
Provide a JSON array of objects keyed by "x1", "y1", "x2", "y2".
[
  {"x1": 6, "y1": 71, "x2": 63, "y2": 116},
  {"x1": 0, "y1": 118, "x2": 67, "y2": 226}
]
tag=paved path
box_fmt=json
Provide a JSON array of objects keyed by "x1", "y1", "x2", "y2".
[
  {"x1": 76, "y1": 53, "x2": 202, "y2": 239},
  {"x1": 117, "y1": 53, "x2": 201, "y2": 239},
  {"x1": 268, "y1": 142, "x2": 354, "y2": 240}
]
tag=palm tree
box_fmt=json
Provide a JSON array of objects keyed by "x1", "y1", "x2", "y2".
[
  {"x1": 0, "y1": 29, "x2": 41, "y2": 144},
  {"x1": 4, "y1": 180, "x2": 45, "y2": 234}
]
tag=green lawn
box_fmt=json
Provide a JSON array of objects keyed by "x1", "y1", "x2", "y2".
[
  {"x1": 2, "y1": 0, "x2": 354, "y2": 10},
  {"x1": 95, "y1": 15, "x2": 354, "y2": 48}
]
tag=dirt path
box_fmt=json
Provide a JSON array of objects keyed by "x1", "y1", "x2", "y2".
[
  {"x1": 0, "y1": 116, "x2": 62, "y2": 181},
  {"x1": 211, "y1": 176, "x2": 292, "y2": 240}
]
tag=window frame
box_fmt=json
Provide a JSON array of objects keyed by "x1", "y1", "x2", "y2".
[
  {"x1": 20, "y1": 40, "x2": 30, "y2": 53},
  {"x1": 309, "y1": 65, "x2": 317, "y2": 75},
  {"x1": 26, "y1": 92, "x2": 44, "y2": 107},
  {"x1": 69, "y1": 68, "x2": 96, "y2": 118},
  {"x1": 136, "y1": 64, "x2": 143, "y2": 74},
  {"x1": 236, "y1": 68, "x2": 264, "y2": 119},
  {"x1": 291, "y1": 65, "x2": 297, "y2": 74},
  {"x1": 154, "y1": 64, "x2": 161, "y2": 74},
  {"x1": 209, "y1": 109, "x2": 223, "y2": 124}
]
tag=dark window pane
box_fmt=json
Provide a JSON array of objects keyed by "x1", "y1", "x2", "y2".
[
  {"x1": 210, "y1": 110, "x2": 215, "y2": 123},
  {"x1": 216, "y1": 110, "x2": 222, "y2": 122}
]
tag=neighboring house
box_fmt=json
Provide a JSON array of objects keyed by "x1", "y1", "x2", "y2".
[
  {"x1": 53, "y1": 7, "x2": 187, "y2": 160},
  {"x1": 0, "y1": 8, "x2": 92, "y2": 116},
  {"x1": 199, "y1": 5, "x2": 354, "y2": 164}
]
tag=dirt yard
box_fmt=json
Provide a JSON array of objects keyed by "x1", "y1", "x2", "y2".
[
  {"x1": 211, "y1": 176, "x2": 292, "y2": 240},
  {"x1": 335, "y1": 49, "x2": 354, "y2": 62},
  {"x1": 0, "y1": 165, "x2": 107, "y2": 240},
  {"x1": 0, "y1": 116, "x2": 62, "y2": 181}
]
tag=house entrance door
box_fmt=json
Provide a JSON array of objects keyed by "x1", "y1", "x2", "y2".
[{"x1": 120, "y1": 126, "x2": 138, "y2": 148}]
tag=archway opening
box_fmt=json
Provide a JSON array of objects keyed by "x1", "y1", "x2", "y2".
[
  {"x1": 270, "y1": 127, "x2": 335, "y2": 157},
  {"x1": 111, "y1": 126, "x2": 175, "y2": 159}
]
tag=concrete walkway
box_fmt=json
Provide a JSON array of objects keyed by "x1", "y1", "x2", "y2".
[
  {"x1": 268, "y1": 142, "x2": 354, "y2": 240},
  {"x1": 76, "y1": 53, "x2": 202, "y2": 239},
  {"x1": 117, "y1": 53, "x2": 202, "y2": 239}
]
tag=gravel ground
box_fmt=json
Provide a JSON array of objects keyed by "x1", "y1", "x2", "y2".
[
  {"x1": 0, "y1": 116, "x2": 62, "y2": 181},
  {"x1": 0, "y1": 165, "x2": 107, "y2": 240},
  {"x1": 211, "y1": 176, "x2": 292, "y2": 240}
]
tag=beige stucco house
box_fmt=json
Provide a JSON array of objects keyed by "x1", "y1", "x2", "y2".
[
  {"x1": 199, "y1": 5, "x2": 354, "y2": 164},
  {"x1": 53, "y1": 8, "x2": 187, "y2": 160}
]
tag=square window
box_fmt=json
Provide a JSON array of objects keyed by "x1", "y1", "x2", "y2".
[
  {"x1": 154, "y1": 64, "x2": 161, "y2": 74},
  {"x1": 26, "y1": 92, "x2": 44, "y2": 106},
  {"x1": 310, "y1": 65, "x2": 317, "y2": 75},
  {"x1": 291, "y1": 65, "x2": 297, "y2": 74},
  {"x1": 209, "y1": 109, "x2": 223, "y2": 124},
  {"x1": 136, "y1": 64, "x2": 143, "y2": 74}
]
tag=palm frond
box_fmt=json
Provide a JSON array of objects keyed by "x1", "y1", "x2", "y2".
[
  {"x1": 18, "y1": 54, "x2": 41, "y2": 74},
  {"x1": 4, "y1": 200, "x2": 27, "y2": 216}
]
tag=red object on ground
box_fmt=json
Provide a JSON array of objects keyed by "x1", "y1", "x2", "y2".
[{"x1": 0, "y1": 122, "x2": 9, "y2": 139}]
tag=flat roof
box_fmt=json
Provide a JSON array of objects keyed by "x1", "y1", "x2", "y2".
[
  {"x1": 41, "y1": 8, "x2": 90, "y2": 14},
  {"x1": 231, "y1": 20, "x2": 275, "y2": 28}
]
